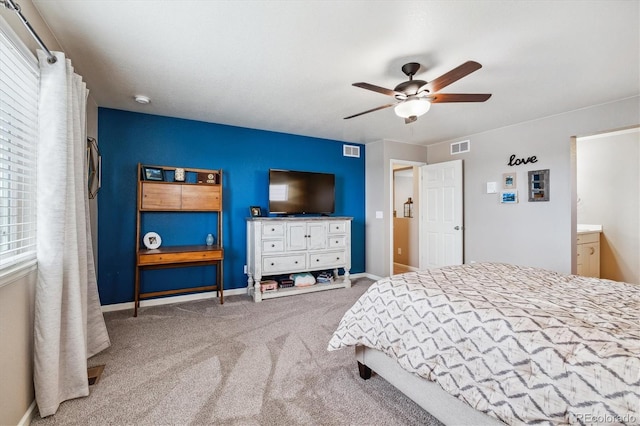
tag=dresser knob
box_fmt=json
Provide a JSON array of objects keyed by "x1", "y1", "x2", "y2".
[
  {"x1": 270, "y1": 262, "x2": 275, "y2": 266},
  {"x1": 271, "y1": 244, "x2": 275, "y2": 247}
]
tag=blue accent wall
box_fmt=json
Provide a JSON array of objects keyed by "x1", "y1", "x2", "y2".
[{"x1": 97, "y1": 108, "x2": 365, "y2": 305}]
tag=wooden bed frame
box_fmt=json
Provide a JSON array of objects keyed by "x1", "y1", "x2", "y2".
[{"x1": 355, "y1": 346, "x2": 504, "y2": 426}]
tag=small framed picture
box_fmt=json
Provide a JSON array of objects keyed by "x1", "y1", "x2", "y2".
[
  {"x1": 250, "y1": 206, "x2": 262, "y2": 217},
  {"x1": 528, "y1": 169, "x2": 550, "y2": 202},
  {"x1": 143, "y1": 166, "x2": 164, "y2": 181},
  {"x1": 500, "y1": 190, "x2": 518, "y2": 204},
  {"x1": 502, "y1": 172, "x2": 516, "y2": 189}
]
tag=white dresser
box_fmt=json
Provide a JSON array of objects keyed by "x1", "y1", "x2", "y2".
[{"x1": 246, "y1": 217, "x2": 352, "y2": 302}]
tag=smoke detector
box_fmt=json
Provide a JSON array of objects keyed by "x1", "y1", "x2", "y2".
[{"x1": 134, "y1": 95, "x2": 150, "y2": 104}]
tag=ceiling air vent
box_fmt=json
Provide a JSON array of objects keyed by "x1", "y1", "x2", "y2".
[
  {"x1": 343, "y1": 144, "x2": 361, "y2": 158},
  {"x1": 450, "y1": 140, "x2": 470, "y2": 155}
]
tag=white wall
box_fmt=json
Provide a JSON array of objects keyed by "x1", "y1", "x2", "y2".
[
  {"x1": 577, "y1": 128, "x2": 639, "y2": 284},
  {"x1": 427, "y1": 96, "x2": 640, "y2": 274}
]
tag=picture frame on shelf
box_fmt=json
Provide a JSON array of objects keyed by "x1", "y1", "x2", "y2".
[
  {"x1": 250, "y1": 206, "x2": 262, "y2": 217},
  {"x1": 500, "y1": 190, "x2": 518, "y2": 204},
  {"x1": 142, "y1": 166, "x2": 164, "y2": 181},
  {"x1": 502, "y1": 172, "x2": 516, "y2": 189},
  {"x1": 197, "y1": 172, "x2": 217, "y2": 184}
]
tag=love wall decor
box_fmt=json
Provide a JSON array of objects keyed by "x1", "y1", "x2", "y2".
[
  {"x1": 505, "y1": 154, "x2": 549, "y2": 202},
  {"x1": 507, "y1": 154, "x2": 537, "y2": 166}
]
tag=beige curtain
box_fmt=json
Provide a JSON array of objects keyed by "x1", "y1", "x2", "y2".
[{"x1": 34, "y1": 50, "x2": 111, "y2": 417}]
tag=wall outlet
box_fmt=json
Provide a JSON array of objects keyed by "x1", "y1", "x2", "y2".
[
  {"x1": 397, "y1": 248, "x2": 402, "y2": 255},
  {"x1": 243, "y1": 265, "x2": 248, "y2": 274}
]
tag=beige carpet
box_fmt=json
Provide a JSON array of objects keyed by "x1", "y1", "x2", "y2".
[{"x1": 31, "y1": 278, "x2": 443, "y2": 425}]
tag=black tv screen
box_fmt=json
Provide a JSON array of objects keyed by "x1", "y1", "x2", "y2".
[{"x1": 268, "y1": 169, "x2": 335, "y2": 215}]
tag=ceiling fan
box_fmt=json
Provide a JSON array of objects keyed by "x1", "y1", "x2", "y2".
[{"x1": 344, "y1": 61, "x2": 491, "y2": 124}]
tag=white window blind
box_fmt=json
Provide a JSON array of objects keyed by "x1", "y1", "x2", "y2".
[{"x1": 0, "y1": 22, "x2": 39, "y2": 270}]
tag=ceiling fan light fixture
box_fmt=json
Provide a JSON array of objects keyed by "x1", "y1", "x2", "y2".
[{"x1": 394, "y1": 97, "x2": 431, "y2": 119}]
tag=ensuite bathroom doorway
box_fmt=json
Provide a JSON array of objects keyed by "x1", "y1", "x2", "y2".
[
  {"x1": 574, "y1": 126, "x2": 639, "y2": 284},
  {"x1": 391, "y1": 161, "x2": 422, "y2": 275}
]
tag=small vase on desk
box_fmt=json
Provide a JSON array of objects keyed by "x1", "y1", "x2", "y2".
[{"x1": 206, "y1": 233, "x2": 214, "y2": 246}]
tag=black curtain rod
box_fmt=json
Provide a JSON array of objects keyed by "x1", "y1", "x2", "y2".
[{"x1": 3, "y1": 0, "x2": 57, "y2": 64}]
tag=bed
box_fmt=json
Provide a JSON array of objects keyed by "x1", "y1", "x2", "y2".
[{"x1": 328, "y1": 262, "x2": 639, "y2": 425}]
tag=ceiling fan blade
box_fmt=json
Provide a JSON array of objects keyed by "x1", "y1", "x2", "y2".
[
  {"x1": 344, "y1": 103, "x2": 397, "y2": 119},
  {"x1": 429, "y1": 93, "x2": 492, "y2": 103},
  {"x1": 425, "y1": 61, "x2": 483, "y2": 93},
  {"x1": 352, "y1": 82, "x2": 402, "y2": 97}
]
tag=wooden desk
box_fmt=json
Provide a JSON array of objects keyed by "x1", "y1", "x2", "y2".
[
  {"x1": 135, "y1": 244, "x2": 224, "y2": 316},
  {"x1": 134, "y1": 164, "x2": 224, "y2": 317}
]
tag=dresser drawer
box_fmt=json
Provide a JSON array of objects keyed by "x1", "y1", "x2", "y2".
[
  {"x1": 262, "y1": 223, "x2": 285, "y2": 237},
  {"x1": 328, "y1": 236, "x2": 346, "y2": 248},
  {"x1": 577, "y1": 232, "x2": 599, "y2": 244},
  {"x1": 139, "y1": 249, "x2": 222, "y2": 265},
  {"x1": 262, "y1": 239, "x2": 284, "y2": 252},
  {"x1": 309, "y1": 251, "x2": 346, "y2": 268},
  {"x1": 262, "y1": 254, "x2": 306, "y2": 273},
  {"x1": 327, "y1": 221, "x2": 347, "y2": 234}
]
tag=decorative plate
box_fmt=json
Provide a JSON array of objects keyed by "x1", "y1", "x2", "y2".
[{"x1": 143, "y1": 231, "x2": 162, "y2": 249}]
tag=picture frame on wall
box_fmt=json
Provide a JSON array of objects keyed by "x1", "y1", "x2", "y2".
[
  {"x1": 500, "y1": 190, "x2": 518, "y2": 204},
  {"x1": 250, "y1": 206, "x2": 262, "y2": 217},
  {"x1": 502, "y1": 172, "x2": 516, "y2": 189},
  {"x1": 142, "y1": 166, "x2": 165, "y2": 181},
  {"x1": 528, "y1": 169, "x2": 550, "y2": 202}
]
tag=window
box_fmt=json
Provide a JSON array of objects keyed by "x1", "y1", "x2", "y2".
[{"x1": 0, "y1": 19, "x2": 39, "y2": 273}]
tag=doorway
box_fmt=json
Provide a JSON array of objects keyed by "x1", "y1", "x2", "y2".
[
  {"x1": 574, "y1": 126, "x2": 639, "y2": 284},
  {"x1": 391, "y1": 160, "x2": 423, "y2": 275},
  {"x1": 389, "y1": 159, "x2": 464, "y2": 275}
]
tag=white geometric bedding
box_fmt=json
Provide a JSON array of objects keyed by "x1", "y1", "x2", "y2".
[{"x1": 328, "y1": 263, "x2": 640, "y2": 425}]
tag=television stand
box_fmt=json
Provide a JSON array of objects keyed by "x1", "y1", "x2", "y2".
[{"x1": 245, "y1": 217, "x2": 352, "y2": 302}]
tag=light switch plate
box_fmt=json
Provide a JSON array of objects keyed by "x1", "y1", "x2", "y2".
[
  {"x1": 486, "y1": 182, "x2": 497, "y2": 194},
  {"x1": 375, "y1": 211, "x2": 383, "y2": 219}
]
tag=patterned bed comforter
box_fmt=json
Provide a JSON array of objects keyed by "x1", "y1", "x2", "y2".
[{"x1": 328, "y1": 263, "x2": 640, "y2": 425}]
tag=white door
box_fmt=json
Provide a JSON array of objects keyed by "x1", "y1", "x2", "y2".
[{"x1": 419, "y1": 159, "x2": 463, "y2": 269}]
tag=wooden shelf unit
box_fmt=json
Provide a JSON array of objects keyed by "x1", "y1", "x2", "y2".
[{"x1": 135, "y1": 164, "x2": 224, "y2": 316}]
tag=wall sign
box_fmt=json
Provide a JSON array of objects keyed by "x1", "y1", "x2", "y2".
[{"x1": 508, "y1": 154, "x2": 538, "y2": 166}]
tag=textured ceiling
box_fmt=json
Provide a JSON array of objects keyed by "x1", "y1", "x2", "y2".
[{"x1": 32, "y1": 0, "x2": 640, "y2": 146}]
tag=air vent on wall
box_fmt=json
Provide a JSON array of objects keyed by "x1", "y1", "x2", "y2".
[
  {"x1": 343, "y1": 144, "x2": 360, "y2": 158},
  {"x1": 450, "y1": 140, "x2": 470, "y2": 155}
]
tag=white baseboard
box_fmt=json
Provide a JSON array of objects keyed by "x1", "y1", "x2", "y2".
[
  {"x1": 101, "y1": 274, "x2": 378, "y2": 312},
  {"x1": 393, "y1": 262, "x2": 419, "y2": 273},
  {"x1": 18, "y1": 400, "x2": 36, "y2": 426},
  {"x1": 101, "y1": 287, "x2": 247, "y2": 312},
  {"x1": 356, "y1": 272, "x2": 383, "y2": 281}
]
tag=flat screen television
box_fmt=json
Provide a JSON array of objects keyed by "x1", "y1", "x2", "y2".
[{"x1": 268, "y1": 169, "x2": 335, "y2": 215}]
